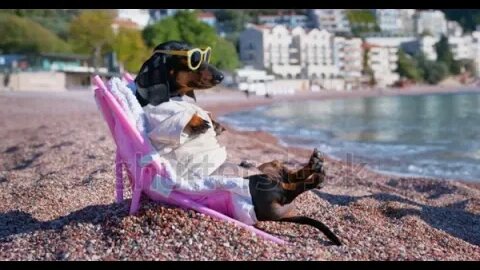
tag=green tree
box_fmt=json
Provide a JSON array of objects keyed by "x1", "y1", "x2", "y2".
[
  {"x1": 424, "y1": 61, "x2": 449, "y2": 84},
  {"x1": 142, "y1": 16, "x2": 181, "y2": 48},
  {"x1": 142, "y1": 10, "x2": 240, "y2": 71},
  {"x1": 112, "y1": 27, "x2": 150, "y2": 73},
  {"x1": 69, "y1": 10, "x2": 115, "y2": 71},
  {"x1": 214, "y1": 9, "x2": 251, "y2": 34},
  {"x1": 210, "y1": 37, "x2": 240, "y2": 71},
  {"x1": 415, "y1": 53, "x2": 449, "y2": 84},
  {"x1": 0, "y1": 13, "x2": 71, "y2": 54},
  {"x1": 396, "y1": 49, "x2": 423, "y2": 81},
  {"x1": 0, "y1": 9, "x2": 80, "y2": 40},
  {"x1": 442, "y1": 9, "x2": 480, "y2": 33},
  {"x1": 346, "y1": 10, "x2": 379, "y2": 36},
  {"x1": 435, "y1": 35, "x2": 461, "y2": 75},
  {"x1": 362, "y1": 47, "x2": 376, "y2": 86}
]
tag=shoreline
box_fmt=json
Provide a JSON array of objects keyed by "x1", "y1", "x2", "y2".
[
  {"x1": 197, "y1": 84, "x2": 480, "y2": 116},
  {"x1": 197, "y1": 85, "x2": 480, "y2": 186}
]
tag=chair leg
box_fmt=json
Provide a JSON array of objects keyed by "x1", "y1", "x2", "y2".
[
  {"x1": 129, "y1": 167, "x2": 145, "y2": 215},
  {"x1": 115, "y1": 152, "x2": 124, "y2": 203}
]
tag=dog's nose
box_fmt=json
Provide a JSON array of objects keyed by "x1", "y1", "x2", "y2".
[{"x1": 213, "y1": 73, "x2": 224, "y2": 84}]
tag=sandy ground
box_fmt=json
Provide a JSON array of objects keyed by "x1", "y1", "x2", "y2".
[{"x1": 0, "y1": 88, "x2": 479, "y2": 261}]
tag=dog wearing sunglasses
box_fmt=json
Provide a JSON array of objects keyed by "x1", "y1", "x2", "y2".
[{"x1": 132, "y1": 41, "x2": 342, "y2": 245}]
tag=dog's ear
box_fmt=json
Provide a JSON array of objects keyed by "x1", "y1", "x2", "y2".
[
  {"x1": 135, "y1": 53, "x2": 172, "y2": 106},
  {"x1": 186, "y1": 90, "x2": 196, "y2": 102}
]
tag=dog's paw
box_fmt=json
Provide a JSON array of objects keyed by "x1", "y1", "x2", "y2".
[
  {"x1": 190, "y1": 119, "x2": 211, "y2": 135},
  {"x1": 309, "y1": 148, "x2": 326, "y2": 174},
  {"x1": 212, "y1": 120, "x2": 226, "y2": 136},
  {"x1": 239, "y1": 160, "x2": 256, "y2": 168}
]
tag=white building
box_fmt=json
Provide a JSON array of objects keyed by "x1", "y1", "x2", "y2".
[
  {"x1": 471, "y1": 31, "x2": 480, "y2": 76},
  {"x1": 239, "y1": 24, "x2": 342, "y2": 80},
  {"x1": 364, "y1": 36, "x2": 417, "y2": 48},
  {"x1": 308, "y1": 9, "x2": 351, "y2": 34},
  {"x1": 448, "y1": 35, "x2": 474, "y2": 61},
  {"x1": 300, "y1": 28, "x2": 338, "y2": 79},
  {"x1": 239, "y1": 25, "x2": 302, "y2": 79},
  {"x1": 365, "y1": 43, "x2": 400, "y2": 87},
  {"x1": 414, "y1": 10, "x2": 448, "y2": 37},
  {"x1": 258, "y1": 14, "x2": 309, "y2": 28},
  {"x1": 333, "y1": 37, "x2": 363, "y2": 81},
  {"x1": 447, "y1": 21, "x2": 464, "y2": 37},
  {"x1": 116, "y1": 9, "x2": 150, "y2": 29},
  {"x1": 419, "y1": 36, "x2": 440, "y2": 60},
  {"x1": 375, "y1": 9, "x2": 416, "y2": 35},
  {"x1": 234, "y1": 66, "x2": 275, "y2": 95},
  {"x1": 239, "y1": 24, "x2": 302, "y2": 78}
]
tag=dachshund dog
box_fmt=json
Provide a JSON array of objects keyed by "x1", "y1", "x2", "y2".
[{"x1": 134, "y1": 41, "x2": 342, "y2": 245}]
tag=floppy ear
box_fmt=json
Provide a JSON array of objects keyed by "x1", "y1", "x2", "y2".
[
  {"x1": 186, "y1": 90, "x2": 196, "y2": 102},
  {"x1": 135, "y1": 53, "x2": 172, "y2": 106}
]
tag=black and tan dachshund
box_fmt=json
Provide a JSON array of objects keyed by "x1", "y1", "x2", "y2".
[{"x1": 134, "y1": 41, "x2": 342, "y2": 245}]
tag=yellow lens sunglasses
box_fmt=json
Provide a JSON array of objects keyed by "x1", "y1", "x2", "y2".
[{"x1": 154, "y1": 47, "x2": 212, "y2": 71}]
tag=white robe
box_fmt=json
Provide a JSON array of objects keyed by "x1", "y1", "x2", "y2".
[
  {"x1": 143, "y1": 97, "x2": 228, "y2": 181},
  {"x1": 137, "y1": 93, "x2": 257, "y2": 225}
]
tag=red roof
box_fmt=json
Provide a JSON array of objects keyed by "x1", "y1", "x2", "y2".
[
  {"x1": 112, "y1": 18, "x2": 139, "y2": 29},
  {"x1": 198, "y1": 12, "x2": 215, "y2": 19}
]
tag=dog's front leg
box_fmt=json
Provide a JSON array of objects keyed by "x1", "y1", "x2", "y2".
[
  {"x1": 187, "y1": 113, "x2": 211, "y2": 136},
  {"x1": 206, "y1": 112, "x2": 226, "y2": 136}
]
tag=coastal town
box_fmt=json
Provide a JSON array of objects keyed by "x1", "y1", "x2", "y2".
[{"x1": 1, "y1": 9, "x2": 480, "y2": 94}]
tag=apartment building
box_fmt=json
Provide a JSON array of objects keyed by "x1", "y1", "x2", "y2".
[
  {"x1": 308, "y1": 9, "x2": 351, "y2": 34},
  {"x1": 471, "y1": 31, "x2": 480, "y2": 76},
  {"x1": 258, "y1": 13, "x2": 309, "y2": 28},
  {"x1": 448, "y1": 35, "x2": 474, "y2": 61},
  {"x1": 365, "y1": 43, "x2": 400, "y2": 87},
  {"x1": 414, "y1": 10, "x2": 448, "y2": 37},
  {"x1": 333, "y1": 37, "x2": 363, "y2": 79},
  {"x1": 239, "y1": 24, "x2": 302, "y2": 78},
  {"x1": 116, "y1": 9, "x2": 150, "y2": 29},
  {"x1": 375, "y1": 9, "x2": 416, "y2": 35}
]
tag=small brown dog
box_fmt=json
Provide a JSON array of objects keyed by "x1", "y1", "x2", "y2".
[{"x1": 134, "y1": 41, "x2": 342, "y2": 245}]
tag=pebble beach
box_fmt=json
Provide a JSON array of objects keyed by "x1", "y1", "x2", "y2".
[{"x1": 1, "y1": 88, "x2": 479, "y2": 260}]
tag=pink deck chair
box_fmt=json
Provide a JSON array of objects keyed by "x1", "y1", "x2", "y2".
[{"x1": 92, "y1": 74, "x2": 286, "y2": 245}]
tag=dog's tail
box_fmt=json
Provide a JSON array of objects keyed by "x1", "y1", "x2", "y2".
[{"x1": 279, "y1": 216, "x2": 342, "y2": 246}]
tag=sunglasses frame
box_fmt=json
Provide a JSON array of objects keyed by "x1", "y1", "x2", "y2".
[{"x1": 154, "y1": 47, "x2": 212, "y2": 70}]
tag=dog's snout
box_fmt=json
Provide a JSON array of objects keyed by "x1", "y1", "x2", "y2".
[{"x1": 213, "y1": 72, "x2": 224, "y2": 84}]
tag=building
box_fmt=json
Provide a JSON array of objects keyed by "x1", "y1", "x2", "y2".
[
  {"x1": 375, "y1": 9, "x2": 416, "y2": 35},
  {"x1": 112, "y1": 18, "x2": 142, "y2": 34},
  {"x1": 447, "y1": 21, "x2": 464, "y2": 37},
  {"x1": 116, "y1": 9, "x2": 150, "y2": 29},
  {"x1": 299, "y1": 28, "x2": 338, "y2": 79},
  {"x1": 0, "y1": 53, "x2": 111, "y2": 91},
  {"x1": 258, "y1": 13, "x2": 309, "y2": 28},
  {"x1": 471, "y1": 31, "x2": 480, "y2": 77},
  {"x1": 364, "y1": 36, "x2": 417, "y2": 48},
  {"x1": 333, "y1": 37, "x2": 363, "y2": 88},
  {"x1": 239, "y1": 24, "x2": 302, "y2": 79},
  {"x1": 402, "y1": 35, "x2": 440, "y2": 60},
  {"x1": 239, "y1": 24, "x2": 342, "y2": 80},
  {"x1": 197, "y1": 11, "x2": 217, "y2": 27},
  {"x1": 414, "y1": 10, "x2": 448, "y2": 37},
  {"x1": 364, "y1": 43, "x2": 400, "y2": 87},
  {"x1": 308, "y1": 9, "x2": 351, "y2": 34},
  {"x1": 448, "y1": 35, "x2": 474, "y2": 61}
]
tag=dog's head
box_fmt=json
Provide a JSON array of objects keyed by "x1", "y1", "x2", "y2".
[{"x1": 135, "y1": 41, "x2": 224, "y2": 106}]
